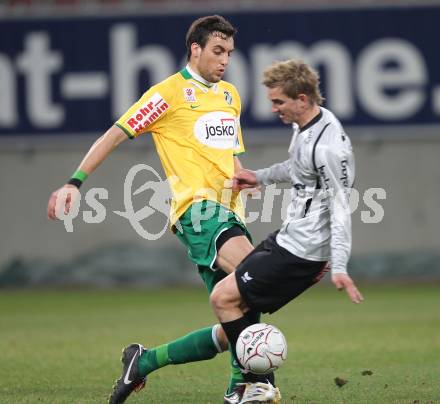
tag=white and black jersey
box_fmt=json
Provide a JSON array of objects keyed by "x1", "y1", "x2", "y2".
[{"x1": 255, "y1": 107, "x2": 354, "y2": 274}]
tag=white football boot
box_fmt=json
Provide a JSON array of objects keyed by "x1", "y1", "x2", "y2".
[
  {"x1": 224, "y1": 384, "x2": 246, "y2": 404},
  {"x1": 239, "y1": 382, "x2": 281, "y2": 403}
]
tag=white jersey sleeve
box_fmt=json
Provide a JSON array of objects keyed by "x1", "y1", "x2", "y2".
[
  {"x1": 314, "y1": 139, "x2": 354, "y2": 274},
  {"x1": 254, "y1": 159, "x2": 292, "y2": 185}
]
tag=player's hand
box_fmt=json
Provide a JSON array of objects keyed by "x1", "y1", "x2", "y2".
[
  {"x1": 331, "y1": 273, "x2": 364, "y2": 304},
  {"x1": 232, "y1": 169, "x2": 258, "y2": 191},
  {"x1": 47, "y1": 184, "x2": 79, "y2": 220}
]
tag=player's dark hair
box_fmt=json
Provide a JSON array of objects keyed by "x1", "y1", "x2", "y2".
[
  {"x1": 186, "y1": 15, "x2": 237, "y2": 60},
  {"x1": 263, "y1": 59, "x2": 324, "y2": 105}
]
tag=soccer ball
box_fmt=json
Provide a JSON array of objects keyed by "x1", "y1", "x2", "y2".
[{"x1": 236, "y1": 323, "x2": 287, "y2": 374}]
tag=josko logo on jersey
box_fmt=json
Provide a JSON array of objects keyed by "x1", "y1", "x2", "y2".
[{"x1": 194, "y1": 111, "x2": 238, "y2": 149}]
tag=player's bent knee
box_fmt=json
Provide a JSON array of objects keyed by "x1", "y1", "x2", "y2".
[
  {"x1": 211, "y1": 274, "x2": 242, "y2": 313},
  {"x1": 209, "y1": 285, "x2": 226, "y2": 312},
  {"x1": 210, "y1": 285, "x2": 232, "y2": 312},
  {"x1": 212, "y1": 294, "x2": 237, "y2": 316}
]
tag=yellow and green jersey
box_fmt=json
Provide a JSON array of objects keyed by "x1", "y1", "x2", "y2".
[{"x1": 115, "y1": 67, "x2": 245, "y2": 225}]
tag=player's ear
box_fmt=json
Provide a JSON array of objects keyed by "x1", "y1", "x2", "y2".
[
  {"x1": 298, "y1": 93, "x2": 310, "y2": 106},
  {"x1": 191, "y1": 43, "x2": 201, "y2": 59},
  {"x1": 298, "y1": 94, "x2": 307, "y2": 103}
]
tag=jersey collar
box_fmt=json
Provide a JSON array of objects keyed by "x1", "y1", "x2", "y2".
[
  {"x1": 182, "y1": 64, "x2": 215, "y2": 88},
  {"x1": 299, "y1": 108, "x2": 323, "y2": 133}
]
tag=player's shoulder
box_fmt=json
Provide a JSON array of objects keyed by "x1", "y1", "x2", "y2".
[
  {"x1": 142, "y1": 71, "x2": 187, "y2": 106},
  {"x1": 221, "y1": 79, "x2": 238, "y2": 92},
  {"x1": 150, "y1": 71, "x2": 184, "y2": 91},
  {"x1": 219, "y1": 80, "x2": 239, "y2": 95},
  {"x1": 311, "y1": 108, "x2": 352, "y2": 160},
  {"x1": 219, "y1": 80, "x2": 241, "y2": 107},
  {"x1": 321, "y1": 107, "x2": 343, "y2": 128},
  {"x1": 314, "y1": 108, "x2": 349, "y2": 143}
]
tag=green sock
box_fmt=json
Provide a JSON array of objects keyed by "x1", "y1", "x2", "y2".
[
  {"x1": 137, "y1": 326, "x2": 219, "y2": 376},
  {"x1": 227, "y1": 349, "x2": 244, "y2": 394}
]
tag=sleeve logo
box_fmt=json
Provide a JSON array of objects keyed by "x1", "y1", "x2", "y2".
[{"x1": 126, "y1": 92, "x2": 169, "y2": 134}]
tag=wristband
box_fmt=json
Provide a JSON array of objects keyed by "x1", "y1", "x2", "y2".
[{"x1": 68, "y1": 170, "x2": 88, "y2": 189}]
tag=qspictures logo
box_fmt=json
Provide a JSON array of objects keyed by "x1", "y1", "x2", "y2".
[
  {"x1": 55, "y1": 164, "x2": 178, "y2": 240},
  {"x1": 54, "y1": 164, "x2": 387, "y2": 240}
]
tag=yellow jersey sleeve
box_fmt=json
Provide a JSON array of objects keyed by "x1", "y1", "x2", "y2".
[{"x1": 115, "y1": 79, "x2": 175, "y2": 139}]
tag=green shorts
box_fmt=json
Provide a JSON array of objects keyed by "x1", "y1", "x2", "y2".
[{"x1": 175, "y1": 200, "x2": 251, "y2": 292}]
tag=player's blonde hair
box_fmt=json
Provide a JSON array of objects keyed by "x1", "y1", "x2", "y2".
[{"x1": 263, "y1": 59, "x2": 324, "y2": 105}]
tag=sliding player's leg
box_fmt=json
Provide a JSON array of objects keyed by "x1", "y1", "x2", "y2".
[{"x1": 212, "y1": 232, "x2": 329, "y2": 404}]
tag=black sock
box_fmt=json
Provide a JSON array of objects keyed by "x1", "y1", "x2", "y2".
[
  {"x1": 244, "y1": 312, "x2": 275, "y2": 385},
  {"x1": 244, "y1": 310, "x2": 261, "y2": 324},
  {"x1": 221, "y1": 316, "x2": 276, "y2": 386},
  {"x1": 221, "y1": 316, "x2": 251, "y2": 364},
  {"x1": 235, "y1": 312, "x2": 275, "y2": 386}
]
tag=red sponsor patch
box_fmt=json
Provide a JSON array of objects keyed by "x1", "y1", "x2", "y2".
[{"x1": 126, "y1": 92, "x2": 169, "y2": 134}]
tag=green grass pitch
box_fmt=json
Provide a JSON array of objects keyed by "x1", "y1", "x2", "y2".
[{"x1": 0, "y1": 284, "x2": 439, "y2": 403}]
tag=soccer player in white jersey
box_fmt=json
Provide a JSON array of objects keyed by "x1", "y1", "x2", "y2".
[
  {"x1": 47, "y1": 15, "x2": 275, "y2": 404},
  {"x1": 210, "y1": 59, "x2": 363, "y2": 403}
]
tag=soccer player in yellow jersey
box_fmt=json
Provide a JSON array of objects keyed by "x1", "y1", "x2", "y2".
[
  {"x1": 114, "y1": 42, "x2": 246, "y2": 229},
  {"x1": 47, "y1": 15, "x2": 275, "y2": 404}
]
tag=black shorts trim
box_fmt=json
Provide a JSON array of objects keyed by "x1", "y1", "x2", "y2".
[
  {"x1": 215, "y1": 225, "x2": 246, "y2": 251},
  {"x1": 235, "y1": 232, "x2": 328, "y2": 314}
]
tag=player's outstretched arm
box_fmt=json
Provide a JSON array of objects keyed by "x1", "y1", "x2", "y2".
[
  {"x1": 232, "y1": 169, "x2": 258, "y2": 191},
  {"x1": 331, "y1": 273, "x2": 364, "y2": 304},
  {"x1": 47, "y1": 125, "x2": 128, "y2": 220}
]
